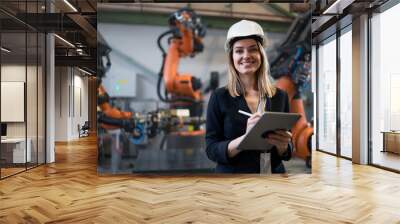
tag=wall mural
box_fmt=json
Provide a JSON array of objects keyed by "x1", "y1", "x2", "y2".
[{"x1": 97, "y1": 3, "x2": 313, "y2": 174}]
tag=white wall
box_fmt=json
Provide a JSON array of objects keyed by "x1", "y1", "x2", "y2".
[
  {"x1": 1, "y1": 65, "x2": 33, "y2": 138},
  {"x1": 55, "y1": 67, "x2": 89, "y2": 141},
  {"x1": 55, "y1": 67, "x2": 68, "y2": 141}
]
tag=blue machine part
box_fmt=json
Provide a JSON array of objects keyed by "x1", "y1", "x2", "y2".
[
  {"x1": 128, "y1": 122, "x2": 145, "y2": 145},
  {"x1": 290, "y1": 47, "x2": 303, "y2": 77}
]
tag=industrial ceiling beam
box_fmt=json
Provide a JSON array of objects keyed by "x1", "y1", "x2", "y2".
[
  {"x1": 67, "y1": 13, "x2": 97, "y2": 47},
  {"x1": 98, "y1": 11, "x2": 291, "y2": 33},
  {"x1": 55, "y1": 55, "x2": 96, "y2": 70},
  {"x1": 9, "y1": 13, "x2": 82, "y2": 32},
  {"x1": 98, "y1": 3, "x2": 293, "y2": 23}
]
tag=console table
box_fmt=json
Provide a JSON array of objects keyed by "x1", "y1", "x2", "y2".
[
  {"x1": 381, "y1": 131, "x2": 400, "y2": 154},
  {"x1": 1, "y1": 138, "x2": 32, "y2": 163}
]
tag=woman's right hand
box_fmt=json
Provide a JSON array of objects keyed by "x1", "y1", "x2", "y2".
[
  {"x1": 227, "y1": 112, "x2": 262, "y2": 158},
  {"x1": 245, "y1": 112, "x2": 262, "y2": 134}
]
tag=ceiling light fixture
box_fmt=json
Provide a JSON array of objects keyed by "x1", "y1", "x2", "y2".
[
  {"x1": 322, "y1": 0, "x2": 354, "y2": 15},
  {"x1": 78, "y1": 67, "x2": 92, "y2": 76},
  {"x1": 76, "y1": 48, "x2": 85, "y2": 55},
  {"x1": 1, "y1": 47, "x2": 11, "y2": 53},
  {"x1": 54, "y1": 34, "x2": 75, "y2": 48},
  {"x1": 63, "y1": 0, "x2": 78, "y2": 12},
  {"x1": 322, "y1": 0, "x2": 341, "y2": 14}
]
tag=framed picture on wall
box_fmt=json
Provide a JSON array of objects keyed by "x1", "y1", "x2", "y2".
[{"x1": 1, "y1": 81, "x2": 25, "y2": 122}]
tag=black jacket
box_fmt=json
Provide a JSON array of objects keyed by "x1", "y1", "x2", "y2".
[{"x1": 205, "y1": 87, "x2": 292, "y2": 173}]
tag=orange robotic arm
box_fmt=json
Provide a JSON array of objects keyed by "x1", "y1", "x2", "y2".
[
  {"x1": 275, "y1": 76, "x2": 312, "y2": 166},
  {"x1": 163, "y1": 38, "x2": 201, "y2": 101},
  {"x1": 97, "y1": 33, "x2": 136, "y2": 133},
  {"x1": 159, "y1": 8, "x2": 205, "y2": 102},
  {"x1": 269, "y1": 12, "x2": 313, "y2": 167},
  {"x1": 98, "y1": 84, "x2": 133, "y2": 130}
]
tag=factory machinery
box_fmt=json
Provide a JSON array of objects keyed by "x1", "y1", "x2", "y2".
[
  {"x1": 97, "y1": 8, "x2": 215, "y2": 153},
  {"x1": 269, "y1": 11, "x2": 313, "y2": 168},
  {"x1": 97, "y1": 7, "x2": 313, "y2": 169}
]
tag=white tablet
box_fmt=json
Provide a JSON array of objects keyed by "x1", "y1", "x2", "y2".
[{"x1": 237, "y1": 112, "x2": 301, "y2": 151}]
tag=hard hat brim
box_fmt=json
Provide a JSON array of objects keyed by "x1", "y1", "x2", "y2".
[{"x1": 224, "y1": 35, "x2": 266, "y2": 52}]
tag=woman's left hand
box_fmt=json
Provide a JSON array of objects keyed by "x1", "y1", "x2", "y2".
[{"x1": 265, "y1": 130, "x2": 292, "y2": 156}]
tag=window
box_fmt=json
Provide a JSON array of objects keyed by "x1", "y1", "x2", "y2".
[
  {"x1": 339, "y1": 28, "x2": 352, "y2": 158},
  {"x1": 317, "y1": 36, "x2": 337, "y2": 154},
  {"x1": 371, "y1": 3, "x2": 400, "y2": 171}
]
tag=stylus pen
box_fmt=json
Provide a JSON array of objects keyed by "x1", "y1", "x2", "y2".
[{"x1": 238, "y1": 110, "x2": 252, "y2": 117}]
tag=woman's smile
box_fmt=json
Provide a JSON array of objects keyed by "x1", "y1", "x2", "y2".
[{"x1": 241, "y1": 61, "x2": 255, "y2": 67}]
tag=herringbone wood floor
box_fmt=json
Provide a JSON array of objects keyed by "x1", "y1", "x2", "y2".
[{"x1": 1, "y1": 136, "x2": 400, "y2": 223}]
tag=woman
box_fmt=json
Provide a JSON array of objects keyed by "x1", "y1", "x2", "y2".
[{"x1": 205, "y1": 20, "x2": 292, "y2": 174}]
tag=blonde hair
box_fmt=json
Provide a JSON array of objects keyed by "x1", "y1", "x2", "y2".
[{"x1": 226, "y1": 41, "x2": 276, "y2": 98}]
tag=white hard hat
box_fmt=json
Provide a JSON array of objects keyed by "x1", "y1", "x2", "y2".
[{"x1": 225, "y1": 19, "x2": 266, "y2": 52}]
